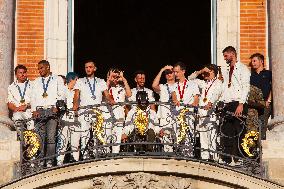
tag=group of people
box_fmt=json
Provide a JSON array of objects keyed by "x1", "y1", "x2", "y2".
[{"x1": 7, "y1": 46, "x2": 272, "y2": 167}]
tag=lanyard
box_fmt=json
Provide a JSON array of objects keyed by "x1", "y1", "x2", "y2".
[
  {"x1": 16, "y1": 80, "x2": 28, "y2": 100},
  {"x1": 41, "y1": 76, "x2": 51, "y2": 94},
  {"x1": 204, "y1": 78, "x2": 217, "y2": 98},
  {"x1": 86, "y1": 77, "x2": 96, "y2": 99},
  {"x1": 177, "y1": 80, "x2": 187, "y2": 101}
]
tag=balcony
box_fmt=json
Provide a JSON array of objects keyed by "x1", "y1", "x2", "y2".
[{"x1": 1, "y1": 102, "x2": 281, "y2": 189}]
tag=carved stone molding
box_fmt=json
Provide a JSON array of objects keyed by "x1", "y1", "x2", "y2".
[{"x1": 92, "y1": 172, "x2": 192, "y2": 189}]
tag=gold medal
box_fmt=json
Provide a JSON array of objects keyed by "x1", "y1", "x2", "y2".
[
  {"x1": 20, "y1": 98, "x2": 25, "y2": 104},
  {"x1": 42, "y1": 92, "x2": 48, "y2": 98},
  {"x1": 203, "y1": 97, "x2": 208, "y2": 103}
]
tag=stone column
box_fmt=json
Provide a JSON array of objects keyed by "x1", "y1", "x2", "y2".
[
  {"x1": 216, "y1": 0, "x2": 239, "y2": 67},
  {"x1": 262, "y1": 0, "x2": 284, "y2": 185},
  {"x1": 0, "y1": 0, "x2": 20, "y2": 185}
]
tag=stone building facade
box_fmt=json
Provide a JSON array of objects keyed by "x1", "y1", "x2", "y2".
[{"x1": 1, "y1": 0, "x2": 284, "y2": 187}]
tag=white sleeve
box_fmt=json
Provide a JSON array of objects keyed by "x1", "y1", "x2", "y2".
[
  {"x1": 207, "y1": 80, "x2": 223, "y2": 104},
  {"x1": 100, "y1": 79, "x2": 108, "y2": 92},
  {"x1": 124, "y1": 110, "x2": 135, "y2": 135},
  {"x1": 30, "y1": 80, "x2": 37, "y2": 111},
  {"x1": 148, "y1": 89, "x2": 155, "y2": 102},
  {"x1": 74, "y1": 78, "x2": 82, "y2": 90},
  {"x1": 240, "y1": 65, "x2": 251, "y2": 104},
  {"x1": 191, "y1": 81, "x2": 200, "y2": 96},
  {"x1": 57, "y1": 76, "x2": 65, "y2": 101}
]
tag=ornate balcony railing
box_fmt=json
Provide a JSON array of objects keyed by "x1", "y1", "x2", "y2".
[{"x1": 14, "y1": 101, "x2": 263, "y2": 178}]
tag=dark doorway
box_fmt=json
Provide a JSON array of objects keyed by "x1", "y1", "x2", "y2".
[{"x1": 74, "y1": 0, "x2": 211, "y2": 87}]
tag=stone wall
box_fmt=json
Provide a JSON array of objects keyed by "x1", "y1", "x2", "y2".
[{"x1": 1, "y1": 158, "x2": 282, "y2": 189}]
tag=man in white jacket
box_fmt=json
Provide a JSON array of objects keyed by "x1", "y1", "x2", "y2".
[{"x1": 220, "y1": 46, "x2": 250, "y2": 165}]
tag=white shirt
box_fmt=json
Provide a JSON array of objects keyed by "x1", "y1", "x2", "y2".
[
  {"x1": 74, "y1": 77, "x2": 107, "y2": 106},
  {"x1": 124, "y1": 106, "x2": 159, "y2": 135},
  {"x1": 220, "y1": 62, "x2": 250, "y2": 104},
  {"x1": 106, "y1": 85, "x2": 127, "y2": 120},
  {"x1": 7, "y1": 80, "x2": 32, "y2": 107},
  {"x1": 62, "y1": 86, "x2": 77, "y2": 122},
  {"x1": 31, "y1": 75, "x2": 65, "y2": 111},
  {"x1": 109, "y1": 85, "x2": 126, "y2": 103},
  {"x1": 173, "y1": 79, "x2": 200, "y2": 104},
  {"x1": 157, "y1": 83, "x2": 175, "y2": 119},
  {"x1": 188, "y1": 72, "x2": 223, "y2": 106},
  {"x1": 63, "y1": 86, "x2": 75, "y2": 109},
  {"x1": 129, "y1": 87, "x2": 155, "y2": 102}
]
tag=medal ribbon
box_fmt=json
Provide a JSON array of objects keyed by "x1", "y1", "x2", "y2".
[
  {"x1": 204, "y1": 78, "x2": 217, "y2": 98},
  {"x1": 109, "y1": 88, "x2": 114, "y2": 101},
  {"x1": 16, "y1": 80, "x2": 28, "y2": 100},
  {"x1": 177, "y1": 80, "x2": 187, "y2": 101},
  {"x1": 41, "y1": 76, "x2": 51, "y2": 94},
  {"x1": 86, "y1": 77, "x2": 96, "y2": 97},
  {"x1": 228, "y1": 65, "x2": 234, "y2": 87}
]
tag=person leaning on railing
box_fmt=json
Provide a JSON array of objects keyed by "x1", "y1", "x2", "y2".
[
  {"x1": 30, "y1": 60, "x2": 65, "y2": 167},
  {"x1": 7, "y1": 65, "x2": 34, "y2": 132},
  {"x1": 121, "y1": 91, "x2": 160, "y2": 152},
  {"x1": 72, "y1": 59, "x2": 115, "y2": 159},
  {"x1": 171, "y1": 61, "x2": 200, "y2": 144}
]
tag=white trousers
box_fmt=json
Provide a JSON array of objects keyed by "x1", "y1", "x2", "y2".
[{"x1": 57, "y1": 125, "x2": 81, "y2": 164}]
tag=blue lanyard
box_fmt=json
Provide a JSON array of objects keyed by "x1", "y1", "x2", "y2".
[
  {"x1": 41, "y1": 76, "x2": 52, "y2": 93},
  {"x1": 165, "y1": 83, "x2": 172, "y2": 101},
  {"x1": 86, "y1": 77, "x2": 96, "y2": 97},
  {"x1": 16, "y1": 80, "x2": 28, "y2": 100}
]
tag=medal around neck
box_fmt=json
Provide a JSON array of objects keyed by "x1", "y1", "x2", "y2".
[
  {"x1": 42, "y1": 92, "x2": 48, "y2": 98},
  {"x1": 203, "y1": 97, "x2": 208, "y2": 103},
  {"x1": 92, "y1": 95, "x2": 96, "y2": 100},
  {"x1": 20, "y1": 98, "x2": 25, "y2": 104}
]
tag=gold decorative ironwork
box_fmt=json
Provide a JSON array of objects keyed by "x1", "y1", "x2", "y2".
[
  {"x1": 134, "y1": 107, "x2": 148, "y2": 135},
  {"x1": 241, "y1": 130, "x2": 259, "y2": 157},
  {"x1": 92, "y1": 109, "x2": 106, "y2": 144},
  {"x1": 177, "y1": 108, "x2": 190, "y2": 143},
  {"x1": 23, "y1": 130, "x2": 40, "y2": 158}
]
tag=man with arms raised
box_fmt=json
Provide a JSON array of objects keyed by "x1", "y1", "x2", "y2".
[{"x1": 105, "y1": 68, "x2": 131, "y2": 153}]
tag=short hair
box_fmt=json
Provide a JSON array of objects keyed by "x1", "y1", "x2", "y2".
[
  {"x1": 134, "y1": 70, "x2": 146, "y2": 78},
  {"x1": 66, "y1": 72, "x2": 78, "y2": 84},
  {"x1": 38, "y1": 60, "x2": 50, "y2": 66},
  {"x1": 173, "y1": 61, "x2": 186, "y2": 71},
  {"x1": 204, "y1": 64, "x2": 218, "y2": 77},
  {"x1": 84, "y1": 59, "x2": 96, "y2": 66},
  {"x1": 222, "y1": 46, "x2": 237, "y2": 55},
  {"x1": 14, "y1": 64, "x2": 27, "y2": 74},
  {"x1": 250, "y1": 53, "x2": 264, "y2": 62}
]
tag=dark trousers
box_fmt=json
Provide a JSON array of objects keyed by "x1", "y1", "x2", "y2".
[
  {"x1": 127, "y1": 129, "x2": 156, "y2": 152},
  {"x1": 220, "y1": 101, "x2": 247, "y2": 163}
]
